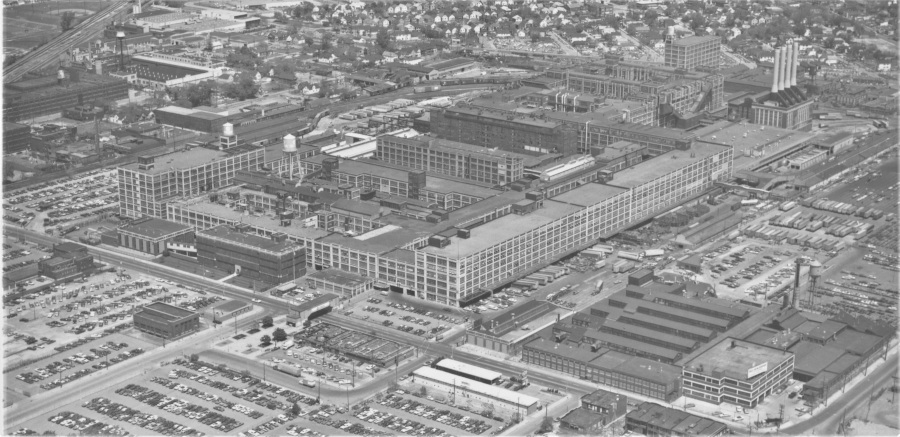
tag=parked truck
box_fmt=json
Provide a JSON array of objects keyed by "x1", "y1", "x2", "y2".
[
  {"x1": 617, "y1": 251, "x2": 644, "y2": 262},
  {"x1": 642, "y1": 249, "x2": 664, "y2": 258},
  {"x1": 613, "y1": 260, "x2": 635, "y2": 273},
  {"x1": 594, "y1": 280, "x2": 604, "y2": 294},
  {"x1": 299, "y1": 378, "x2": 317, "y2": 388},
  {"x1": 274, "y1": 365, "x2": 302, "y2": 377}
]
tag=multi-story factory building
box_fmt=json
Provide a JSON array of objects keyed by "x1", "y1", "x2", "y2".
[
  {"x1": 664, "y1": 32, "x2": 721, "y2": 71},
  {"x1": 430, "y1": 103, "x2": 697, "y2": 157},
  {"x1": 375, "y1": 135, "x2": 528, "y2": 186},
  {"x1": 682, "y1": 338, "x2": 795, "y2": 408},
  {"x1": 118, "y1": 142, "x2": 264, "y2": 218}
]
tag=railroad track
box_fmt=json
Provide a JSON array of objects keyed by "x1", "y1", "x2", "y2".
[{"x1": 3, "y1": 0, "x2": 131, "y2": 83}]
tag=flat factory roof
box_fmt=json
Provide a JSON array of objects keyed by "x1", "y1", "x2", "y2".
[
  {"x1": 684, "y1": 338, "x2": 793, "y2": 382},
  {"x1": 119, "y1": 218, "x2": 192, "y2": 240},
  {"x1": 422, "y1": 199, "x2": 581, "y2": 258},
  {"x1": 307, "y1": 268, "x2": 369, "y2": 288},
  {"x1": 607, "y1": 142, "x2": 728, "y2": 189},
  {"x1": 551, "y1": 183, "x2": 628, "y2": 207},
  {"x1": 198, "y1": 225, "x2": 299, "y2": 253},
  {"x1": 141, "y1": 301, "x2": 195, "y2": 320}
]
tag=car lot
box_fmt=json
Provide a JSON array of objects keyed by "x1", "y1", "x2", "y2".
[
  {"x1": 3, "y1": 169, "x2": 118, "y2": 234},
  {"x1": 9, "y1": 357, "x2": 327, "y2": 436},
  {"x1": 350, "y1": 298, "x2": 457, "y2": 341}
]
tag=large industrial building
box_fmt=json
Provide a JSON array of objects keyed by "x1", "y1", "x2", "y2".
[
  {"x1": 626, "y1": 402, "x2": 728, "y2": 437},
  {"x1": 545, "y1": 60, "x2": 725, "y2": 128},
  {"x1": 412, "y1": 366, "x2": 539, "y2": 414},
  {"x1": 664, "y1": 32, "x2": 721, "y2": 71},
  {"x1": 727, "y1": 42, "x2": 813, "y2": 131},
  {"x1": 3, "y1": 70, "x2": 129, "y2": 122},
  {"x1": 196, "y1": 224, "x2": 305, "y2": 285},
  {"x1": 117, "y1": 125, "x2": 265, "y2": 219}
]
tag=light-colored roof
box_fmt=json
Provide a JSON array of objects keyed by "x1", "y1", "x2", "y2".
[{"x1": 413, "y1": 366, "x2": 538, "y2": 407}]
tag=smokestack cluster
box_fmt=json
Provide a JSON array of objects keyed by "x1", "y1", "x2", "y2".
[{"x1": 771, "y1": 41, "x2": 799, "y2": 93}]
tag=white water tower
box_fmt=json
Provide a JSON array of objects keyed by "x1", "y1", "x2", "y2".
[{"x1": 283, "y1": 134, "x2": 297, "y2": 179}]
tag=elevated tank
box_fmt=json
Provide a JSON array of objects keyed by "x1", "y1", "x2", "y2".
[
  {"x1": 808, "y1": 260, "x2": 823, "y2": 278},
  {"x1": 283, "y1": 134, "x2": 297, "y2": 153},
  {"x1": 222, "y1": 122, "x2": 234, "y2": 136}
]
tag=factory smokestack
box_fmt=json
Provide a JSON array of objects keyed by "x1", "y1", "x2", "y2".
[
  {"x1": 779, "y1": 47, "x2": 788, "y2": 91},
  {"x1": 790, "y1": 41, "x2": 799, "y2": 87},
  {"x1": 784, "y1": 44, "x2": 793, "y2": 90},
  {"x1": 771, "y1": 49, "x2": 781, "y2": 93}
]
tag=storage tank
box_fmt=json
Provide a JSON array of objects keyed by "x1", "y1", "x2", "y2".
[
  {"x1": 223, "y1": 122, "x2": 234, "y2": 136},
  {"x1": 808, "y1": 260, "x2": 823, "y2": 278},
  {"x1": 283, "y1": 134, "x2": 297, "y2": 153}
]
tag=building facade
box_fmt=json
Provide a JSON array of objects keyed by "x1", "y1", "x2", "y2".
[
  {"x1": 118, "y1": 146, "x2": 265, "y2": 219},
  {"x1": 305, "y1": 268, "x2": 372, "y2": 299},
  {"x1": 665, "y1": 35, "x2": 721, "y2": 70},
  {"x1": 196, "y1": 224, "x2": 306, "y2": 285},
  {"x1": 3, "y1": 71, "x2": 129, "y2": 122}
]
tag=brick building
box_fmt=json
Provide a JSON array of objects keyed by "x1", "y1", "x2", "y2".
[{"x1": 133, "y1": 302, "x2": 200, "y2": 339}]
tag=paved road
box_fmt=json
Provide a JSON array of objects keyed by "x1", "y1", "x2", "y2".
[{"x1": 780, "y1": 354, "x2": 898, "y2": 436}]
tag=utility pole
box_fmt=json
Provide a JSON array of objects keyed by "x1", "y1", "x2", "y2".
[{"x1": 865, "y1": 381, "x2": 876, "y2": 422}]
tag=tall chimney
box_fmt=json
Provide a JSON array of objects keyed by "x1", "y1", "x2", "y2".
[
  {"x1": 790, "y1": 41, "x2": 799, "y2": 87},
  {"x1": 784, "y1": 44, "x2": 794, "y2": 90},
  {"x1": 779, "y1": 47, "x2": 789, "y2": 91},
  {"x1": 771, "y1": 49, "x2": 781, "y2": 93}
]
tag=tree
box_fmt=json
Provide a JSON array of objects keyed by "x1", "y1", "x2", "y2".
[
  {"x1": 643, "y1": 10, "x2": 659, "y2": 26},
  {"x1": 376, "y1": 28, "x2": 392, "y2": 50},
  {"x1": 61, "y1": 11, "x2": 76, "y2": 31},
  {"x1": 262, "y1": 315, "x2": 274, "y2": 328},
  {"x1": 419, "y1": 386, "x2": 427, "y2": 396},
  {"x1": 190, "y1": 353, "x2": 199, "y2": 362},
  {"x1": 291, "y1": 401, "x2": 302, "y2": 416},
  {"x1": 273, "y1": 328, "x2": 288, "y2": 343},
  {"x1": 511, "y1": 412, "x2": 521, "y2": 424},
  {"x1": 261, "y1": 334, "x2": 272, "y2": 345},
  {"x1": 223, "y1": 73, "x2": 259, "y2": 101},
  {"x1": 320, "y1": 32, "x2": 333, "y2": 51},
  {"x1": 539, "y1": 417, "x2": 553, "y2": 433},
  {"x1": 305, "y1": 36, "x2": 315, "y2": 46}
]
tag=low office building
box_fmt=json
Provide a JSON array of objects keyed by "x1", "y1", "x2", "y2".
[
  {"x1": 197, "y1": 224, "x2": 306, "y2": 285},
  {"x1": 38, "y1": 243, "x2": 94, "y2": 281},
  {"x1": 305, "y1": 269, "x2": 372, "y2": 299},
  {"x1": 433, "y1": 358, "x2": 503, "y2": 385},
  {"x1": 209, "y1": 299, "x2": 251, "y2": 321},
  {"x1": 117, "y1": 217, "x2": 194, "y2": 255},
  {"x1": 561, "y1": 388, "x2": 628, "y2": 433},
  {"x1": 682, "y1": 338, "x2": 794, "y2": 408},
  {"x1": 412, "y1": 366, "x2": 539, "y2": 414},
  {"x1": 466, "y1": 300, "x2": 553, "y2": 355},
  {"x1": 286, "y1": 293, "x2": 339, "y2": 326},
  {"x1": 626, "y1": 402, "x2": 728, "y2": 437},
  {"x1": 133, "y1": 302, "x2": 200, "y2": 339}
]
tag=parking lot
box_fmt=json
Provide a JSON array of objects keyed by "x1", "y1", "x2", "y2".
[
  {"x1": 347, "y1": 297, "x2": 460, "y2": 341},
  {"x1": 4, "y1": 263, "x2": 221, "y2": 374},
  {"x1": 2, "y1": 168, "x2": 118, "y2": 235},
  {"x1": 699, "y1": 242, "x2": 806, "y2": 301},
  {"x1": 8, "y1": 357, "x2": 325, "y2": 436}
]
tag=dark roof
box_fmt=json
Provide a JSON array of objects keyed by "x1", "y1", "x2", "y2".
[
  {"x1": 293, "y1": 293, "x2": 339, "y2": 312},
  {"x1": 120, "y1": 218, "x2": 192, "y2": 240},
  {"x1": 141, "y1": 302, "x2": 196, "y2": 320},
  {"x1": 560, "y1": 408, "x2": 605, "y2": 430},
  {"x1": 198, "y1": 225, "x2": 298, "y2": 254},
  {"x1": 307, "y1": 269, "x2": 369, "y2": 288},
  {"x1": 213, "y1": 299, "x2": 251, "y2": 313}
]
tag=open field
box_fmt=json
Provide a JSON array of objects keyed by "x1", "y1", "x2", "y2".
[{"x1": 3, "y1": 1, "x2": 111, "y2": 51}]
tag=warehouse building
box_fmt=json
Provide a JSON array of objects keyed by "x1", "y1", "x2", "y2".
[
  {"x1": 466, "y1": 300, "x2": 553, "y2": 354},
  {"x1": 682, "y1": 338, "x2": 794, "y2": 408},
  {"x1": 626, "y1": 402, "x2": 728, "y2": 437},
  {"x1": 116, "y1": 217, "x2": 194, "y2": 255},
  {"x1": 412, "y1": 366, "x2": 539, "y2": 414},
  {"x1": 305, "y1": 269, "x2": 371, "y2": 299},
  {"x1": 197, "y1": 224, "x2": 306, "y2": 285},
  {"x1": 133, "y1": 302, "x2": 200, "y2": 339}
]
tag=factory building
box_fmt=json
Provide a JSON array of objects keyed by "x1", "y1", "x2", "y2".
[
  {"x1": 196, "y1": 224, "x2": 306, "y2": 285},
  {"x1": 38, "y1": 243, "x2": 94, "y2": 281},
  {"x1": 305, "y1": 269, "x2": 372, "y2": 299},
  {"x1": 727, "y1": 42, "x2": 813, "y2": 131},
  {"x1": 560, "y1": 389, "x2": 628, "y2": 434},
  {"x1": 3, "y1": 70, "x2": 129, "y2": 122},
  {"x1": 522, "y1": 338, "x2": 683, "y2": 402},
  {"x1": 133, "y1": 302, "x2": 200, "y2": 339},
  {"x1": 430, "y1": 103, "x2": 698, "y2": 157},
  {"x1": 3, "y1": 122, "x2": 31, "y2": 154},
  {"x1": 664, "y1": 31, "x2": 721, "y2": 71},
  {"x1": 375, "y1": 134, "x2": 528, "y2": 186},
  {"x1": 546, "y1": 60, "x2": 725, "y2": 128},
  {"x1": 682, "y1": 338, "x2": 794, "y2": 408},
  {"x1": 116, "y1": 217, "x2": 194, "y2": 255},
  {"x1": 117, "y1": 124, "x2": 265, "y2": 219}
]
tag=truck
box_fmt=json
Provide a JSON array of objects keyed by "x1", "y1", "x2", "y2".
[
  {"x1": 617, "y1": 251, "x2": 643, "y2": 262},
  {"x1": 281, "y1": 341, "x2": 294, "y2": 350},
  {"x1": 592, "y1": 244, "x2": 615, "y2": 254},
  {"x1": 594, "y1": 280, "x2": 604, "y2": 294},
  {"x1": 741, "y1": 199, "x2": 760, "y2": 206},
  {"x1": 642, "y1": 249, "x2": 664, "y2": 258},
  {"x1": 594, "y1": 260, "x2": 606, "y2": 269},
  {"x1": 274, "y1": 365, "x2": 303, "y2": 377},
  {"x1": 613, "y1": 260, "x2": 635, "y2": 273},
  {"x1": 299, "y1": 379, "x2": 317, "y2": 388}
]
